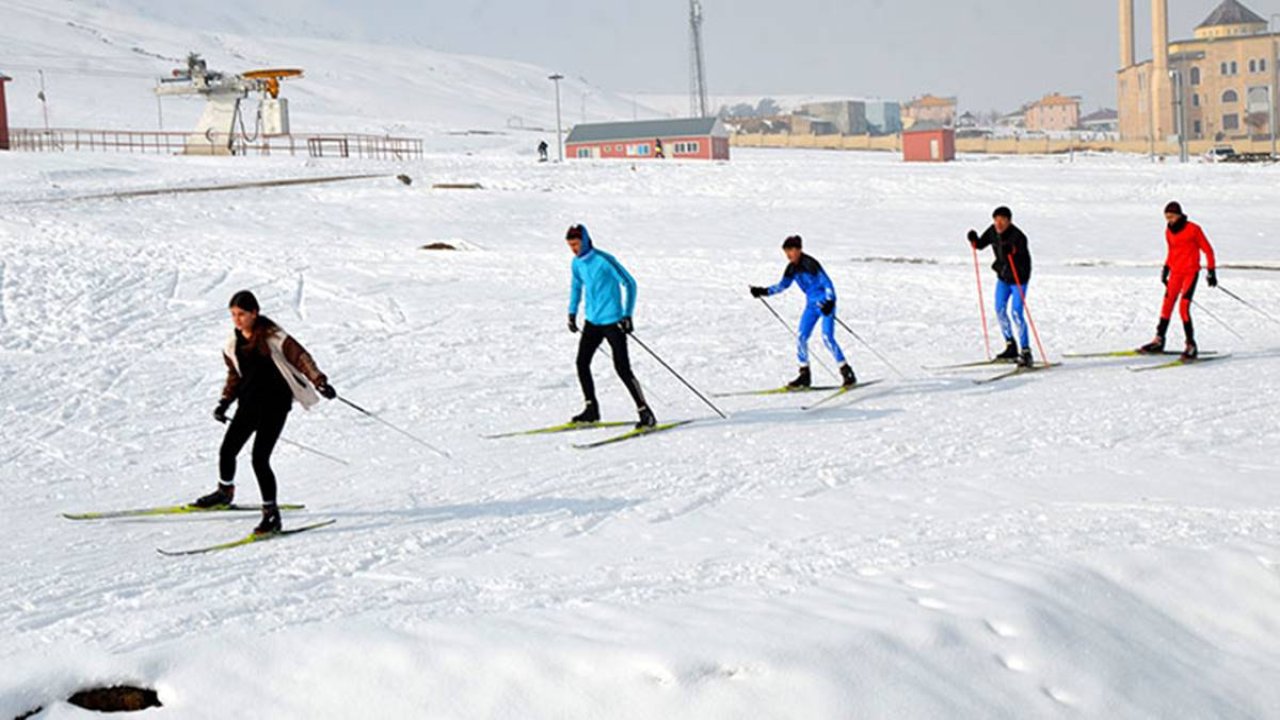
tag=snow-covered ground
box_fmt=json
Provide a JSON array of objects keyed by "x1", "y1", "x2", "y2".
[{"x1": 2, "y1": 146, "x2": 1280, "y2": 718}]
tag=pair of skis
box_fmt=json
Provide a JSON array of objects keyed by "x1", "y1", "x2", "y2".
[
  {"x1": 1063, "y1": 349, "x2": 1231, "y2": 372},
  {"x1": 63, "y1": 503, "x2": 336, "y2": 555},
  {"x1": 713, "y1": 380, "x2": 885, "y2": 410},
  {"x1": 485, "y1": 419, "x2": 695, "y2": 448},
  {"x1": 924, "y1": 357, "x2": 1057, "y2": 384}
]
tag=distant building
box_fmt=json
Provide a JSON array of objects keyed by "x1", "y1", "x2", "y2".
[
  {"x1": 1025, "y1": 93, "x2": 1083, "y2": 132},
  {"x1": 903, "y1": 95, "x2": 958, "y2": 128},
  {"x1": 790, "y1": 115, "x2": 839, "y2": 136},
  {"x1": 864, "y1": 100, "x2": 902, "y2": 135},
  {"x1": 564, "y1": 117, "x2": 730, "y2": 161},
  {"x1": 1080, "y1": 108, "x2": 1120, "y2": 134},
  {"x1": 957, "y1": 111, "x2": 980, "y2": 128},
  {"x1": 1118, "y1": 0, "x2": 1280, "y2": 141},
  {"x1": 796, "y1": 101, "x2": 868, "y2": 135},
  {"x1": 902, "y1": 122, "x2": 956, "y2": 162}
]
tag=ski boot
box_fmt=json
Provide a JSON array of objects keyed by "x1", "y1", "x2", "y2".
[
  {"x1": 571, "y1": 400, "x2": 600, "y2": 424},
  {"x1": 840, "y1": 364, "x2": 857, "y2": 387},
  {"x1": 253, "y1": 504, "x2": 282, "y2": 535},
  {"x1": 1138, "y1": 336, "x2": 1166, "y2": 354},
  {"x1": 1140, "y1": 319, "x2": 1170, "y2": 354},
  {"x1": 635, "y1": 405, "x2": 656, "y2": 430},
  {"x1": 192, "y1": 482, "x2": 235, "y2": 509},
  {"x1": 1181, "y1": 321, "x2": 1197, "y2": 360},
  {"x1": 995, "y1": 339, "x2": 1019, "y2": 361},
  {"x1": 1017, "y1": 348, "x2": 1034, "y2": 368},
  {"x1": 787, "y1": 366, "x2": 812, "y2": 389}
]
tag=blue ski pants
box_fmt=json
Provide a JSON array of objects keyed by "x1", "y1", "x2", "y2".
[
  {"x1": 797, "y1": 303, "x2": 846, "y2": 366},
  {"x1": 994, "y1": 280, "x2": 1030, "y2": 349}
]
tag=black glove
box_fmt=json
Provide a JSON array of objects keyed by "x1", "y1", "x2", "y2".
[
  {"x1": 214, "y1": 398, "x2": 232, "y2": 424},
  {"x1": 1207, "y1": 268, "x2": 1218, "y2": 288},
  {"x1": 820, "y1": 299, "x2": 835, "y2": 316},
  {"x1": 568, "y1": 314, "x2": 579, "y2": 333},
  {"x1": 618, "y1": 316, "x2": 634, "y2": 334},
  {"x1": 1161, "y1": 265, "x2": 1170, "y2": 286},
  {"x1": 967, "y1": 229, "x2": 980, "y2": 245},
  {"x1": 316, "y1": 381, "x2": 337, "y2": 400},
  {"x1": 750, "y1": 286, "x2": 769, "y2": 298}
]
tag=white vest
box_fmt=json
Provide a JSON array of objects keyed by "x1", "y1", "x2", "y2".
[{"x1": 223, "y1": 331, "x2": 320, "y2": 410}]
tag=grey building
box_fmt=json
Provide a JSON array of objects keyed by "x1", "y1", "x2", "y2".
[{"x1": 797, "y1": 101, "x2": 869, "y2": 136}]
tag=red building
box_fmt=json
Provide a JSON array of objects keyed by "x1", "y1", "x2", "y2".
[
  {"x1": 902, "y1": 122, "x2": 956, "y2": 163},
  {"x1": 565, "y1": 117, "x2": 730, "y2": 161},
  {"x1": 0, "y1": 72, "x2": 11, "y2": 151}
]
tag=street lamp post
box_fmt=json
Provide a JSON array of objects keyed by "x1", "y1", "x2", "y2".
[{"x1": 549, "y1": 73, "x2": 564, "y2": 162}]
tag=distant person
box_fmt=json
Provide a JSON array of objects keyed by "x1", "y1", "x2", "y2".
[
  {"x1": 1139, "y1": 201, "x2": 1217, "y2": 359},
  {"x1": 538, "y1": 140, "x2": 549, "y2": 162},
  {"x1": 565, "y1": 224, "x2": 656, "y2": 429},
  {"x1": 967, "y1": 206, "x2": 1034, "y2": 367},
  {"x1": 750, "y1": 235, "x2": 857, "y2": 389},
  {"x1": 654, "y1": 138, "x2": 665, "y2": 159},
  {"x1": 193, "y1": 291, "x2": 336, "y2": 535}
]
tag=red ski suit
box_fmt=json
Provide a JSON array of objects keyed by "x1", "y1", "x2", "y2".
[{"x1": 1160, "y1": 220, "x2": 1215, "y2": 323}]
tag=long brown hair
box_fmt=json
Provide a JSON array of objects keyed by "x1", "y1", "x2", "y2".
[{"x1": 229, "y1": 291, "x2": 280, "y2": 356}]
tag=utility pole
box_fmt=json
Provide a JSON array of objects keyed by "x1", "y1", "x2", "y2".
[{"x1": 548, "y1": 73, "x2": 564, "y2": 162}]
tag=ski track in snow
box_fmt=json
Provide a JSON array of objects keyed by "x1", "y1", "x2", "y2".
[{"x1": 2, "y1": 148, "x2": 1280, "y2": 718}]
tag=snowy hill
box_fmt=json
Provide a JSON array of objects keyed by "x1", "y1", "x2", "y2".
[{"x1": 0, "y1": 0, "x2": 659, "y2": 145}]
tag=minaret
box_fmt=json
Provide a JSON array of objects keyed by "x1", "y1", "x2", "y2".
[
  {"x1": 1150, "y1": 0, "x2": 1172, "y2": 139},
  {"x1": 1119, "y1": 0, "x2": 1135, "y2": 69}
]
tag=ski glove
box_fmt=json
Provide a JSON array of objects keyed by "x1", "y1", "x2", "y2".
[
  {"x1": 1207, "y1": 268, "x2": 1218, "y2": 288},
  {"x1": 618, "y1": 316, "x2": 634, "y2": 334},
  {"x1": 214, "y1": 399, "x2": 232, "y2": 424},
  {"x1": 749, "y1": 286, "x2": 769, "y2": 298},
  {"x1": 820, "y1": 299, "x2": 835, "y2": 316},
  {"x1": 316, "y1": 382, "x2": 337, "y2": 400},
  {"x1": 967, "y1": 229, "x2": 980, "y2": 245},
  {"x1": 568, "y1": 314, "x2": 579, "y2": 333},
  {"x1": 1161, "y1": 265, "x2": 1170, "y2": 286}
]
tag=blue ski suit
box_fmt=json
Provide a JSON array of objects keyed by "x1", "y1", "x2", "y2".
[
  {"x1": 765, "y1": 254, "x2": 847, "y2": 366},
  {"x1": 569, "y1": 226, "x2": 637, "y2": 326}
]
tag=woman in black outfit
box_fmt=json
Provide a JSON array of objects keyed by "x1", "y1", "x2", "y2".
[{"x1": 193, "y1": 291, "x2": 336, "y2": 534}]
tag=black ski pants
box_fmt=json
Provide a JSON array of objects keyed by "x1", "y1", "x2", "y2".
[
  {"x1": 577, "y1": 322, "x2": 647, "y2": 409},
  {"x1": 219, "y1": 403, "x2": 289, "y2": 504}
]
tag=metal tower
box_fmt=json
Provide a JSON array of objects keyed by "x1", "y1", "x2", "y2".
[{"x1": 689, "y1": 0, "x2": 710, "y2": 118}]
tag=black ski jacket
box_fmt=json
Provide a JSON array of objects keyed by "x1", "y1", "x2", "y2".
[{"x1": 974, "y1": 224, "x2": 1032, "y2": 285}]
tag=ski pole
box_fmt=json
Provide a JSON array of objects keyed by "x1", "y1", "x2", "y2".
[
  {"x1": 832, "y1": 317, "x2": 908, "y2": 379},
  {"x1": 279, "y1": 437, "x2": 350, "y2": 466},
  {"x1": 1006, "y1": 254, "x2": 1050, "y2": 365},
  {"x1": 217, "y1": 417, "x2": 350, "y2": 466},
  {"x1": 1218, "y1": 284, "x2": 1280, "y2": 327},
  {"x1": 971, "y1": 243, "x2": 993, "y2": 358},
  {"x1": 337, "y1": 396, "x2": 451, "y2": 458},
  {"x1": 757, "y1": 296, "x2": 839, "y2": 381},
  {"x1": 1191, "y1": 299, "x2": 1246, "y2": 341},
  {"x1": 629, "y1": 333, "x2": 727, "y2": 419}
]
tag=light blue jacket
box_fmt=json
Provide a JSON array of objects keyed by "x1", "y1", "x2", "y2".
[{"x1": 568, "y1": 226, "x2": 637, "y2": 326}]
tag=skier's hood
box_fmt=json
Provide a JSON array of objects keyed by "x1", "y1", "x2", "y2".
[{"x1": 575, "y1": 225, "x2": 595, "y2": 257}]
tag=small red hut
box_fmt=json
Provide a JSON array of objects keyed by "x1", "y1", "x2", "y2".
[{"x1": 902, "y1": 122, "x2": 955, "y2": 163}]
